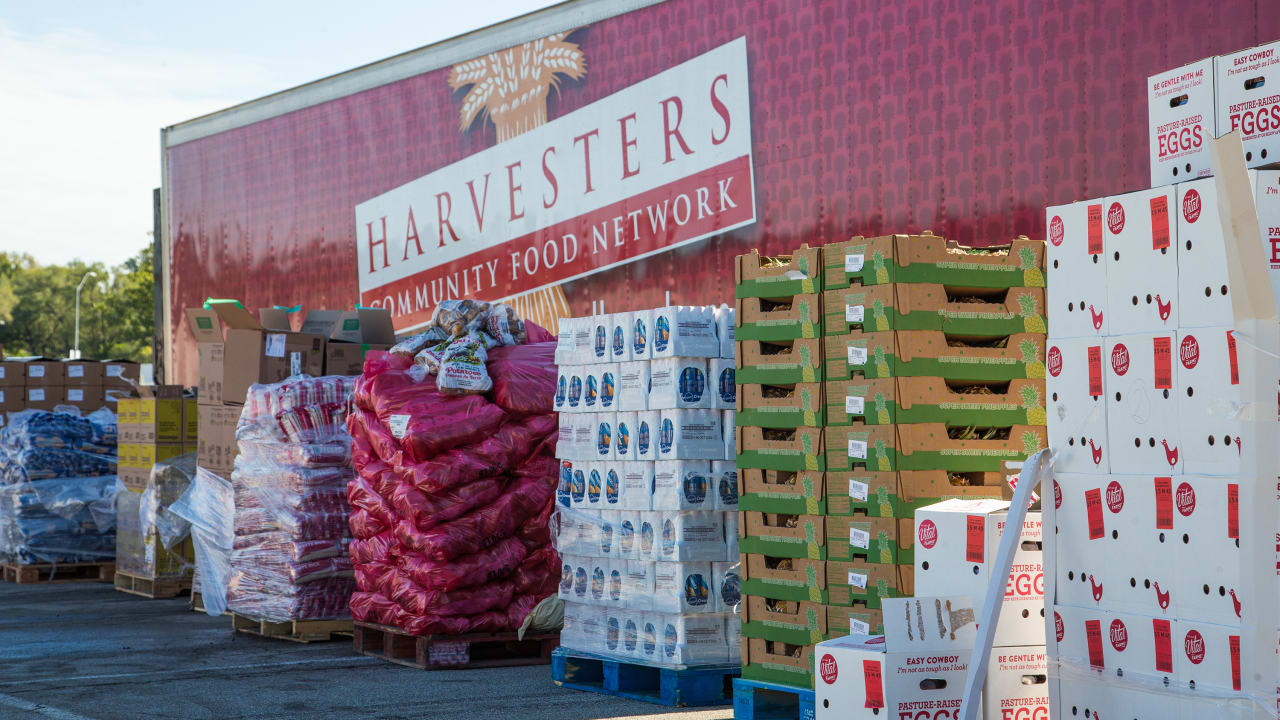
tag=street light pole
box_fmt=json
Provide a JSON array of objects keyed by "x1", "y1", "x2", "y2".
[{"x1": 73, "y1": 271, "x2": 97, "y2": 360}]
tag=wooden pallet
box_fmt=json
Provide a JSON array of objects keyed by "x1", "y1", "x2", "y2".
[
  {"x1": 231, "y1": 613, "x2": 353, "y2": 643},
  {"x1": 0, "y1": 561, "x2": 115, "y2": 585},
  {"x1": 552, "y1": 647, "x2": 737, "y2": 707},
  {"x1": 113, "y1": 570, "x2": 191, "y2": 599},
  {"x1": 353, "y1": 621, "x2": 559, "y2": 670},
  {"x1": 733, "y1": 678, "x2": 816, "y2": 720}
]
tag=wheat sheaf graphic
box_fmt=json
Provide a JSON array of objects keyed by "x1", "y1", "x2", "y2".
[{"x1": 449, "y1": 31, "x2": 587, "y2": 143}]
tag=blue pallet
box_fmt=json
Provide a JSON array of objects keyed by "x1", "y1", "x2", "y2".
[
  {"x1": 733, "y1": 678, "x2": 816, "y2": 720},
  {"x1": 551, "y1": 647, "x2": 738, "y2": 706}
]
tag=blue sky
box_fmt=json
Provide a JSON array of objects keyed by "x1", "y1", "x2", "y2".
[{"x1": 0, "y1": 0, "x2": 559, "y2": 266}]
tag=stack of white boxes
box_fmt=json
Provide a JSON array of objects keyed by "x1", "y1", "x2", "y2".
[
  {"x1": 554, "y1": 305, "x2": 741, "y2": 665},
  {"x1": 1045, "y1": 139, "x2": 1280, "y2": 715}
]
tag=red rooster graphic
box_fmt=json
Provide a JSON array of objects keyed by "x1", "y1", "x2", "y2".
[
  {"x1": 1161, "y1": 439, "x2": 1178, "y2": 468},
  {"x1": 1089, "y1": 574, "x2": 1103, "y2": 603},
  {"x1": 1089, "y1": 439, "x2": 1102, "y2": 465},
  {"x1": 1230, "y1": 589, "x2": 1242, "y2": 618},
  {"x1": 1155, "y1": 294, "x2": 1172, "y2": 322},
  {"x1": 1088, "y1": 304, "x2": 1103, "y2": 331},
  {"x1": 1153, "y1": 581, "x2": 1170, "y2": 611}
]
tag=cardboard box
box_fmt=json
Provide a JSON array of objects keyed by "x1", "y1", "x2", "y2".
[
  {"x1": 823, "y1": 235, "x2": 895, "y2": 289},
  {"x1": 896, "y1": 423, "x2": 1047, "y2": 473},
  {"x1": 738, "y1": 468, "x2": 827, "y2": 515},
  {"x1": 826, "y1": 561, "x2": 905, "y2": 608},
  {"x1": 825, "y1": 330, "x2": 896, "y2": 380},
  {"x1": 913, "y1": 500, "x2": 1044, "y2": 647},
  {"x1": 136, "y1": 386, "x2": 186, "y2": 443},
  {"x1": 824, "y1": 378, "x2": 895, "y2": 426},
  {"x1": 1046, "y1": 200, "x2": 1109, "y2": 339},
  {"x1": 1176, "y1": 326, "x2": 1241, "y2": 476},
  {"x1": 187, "y1": 303, "x2": 324, "y2": 407},
  {"x1": 830, "y1": 469, "x2": 1008, "y2": 518},
  {"x1": 735, "y1": 295, "x2": 821, "y2": 342},
  {"x1": 984, "y1": 647, "x2": 1050, "y2": 720},
  {"x1": 185, "y1": 398, "x2": 197, "y2": 442},
  {"x1": 0, "y1": 388, "x2": 23, "y2": 413},
  {"x1": 1045, "y1": 336, "x2": 1110, "y2": 474},
  {"x1": 102, "y1": 360, "x2": 140, "y2": 390},
  {"x1": 24, "y1": 358, "x2": 64, "y2": 386},
  {"x1": 736, "y1": 382, "x2": 823, "y2": 428},
  {"x1": 118, "y1": 443, "x2": 185, "y2": 490},
  {"x1": 893, "y1": 233, "x2": 1046, "y2": 289},
  {"x1": 650, "y1": 305, "x2": 719, "y2": 358},
  {"x1": 1215, "y1": 40, "x2": 1280, "y2": 168},
  {"x1": 741, "y1": 596, "x2": 829, "y2": 645},
  {"x1": 196, "y1": 403, "x2": 240, "y2": 476},
  {"x1": 1177, "y1": 176, "x2": 1235, "y2": 328},
  {"x1": 62, "y1": 360, "x2": 103, "y2": 386},
  {"x1": 1103, "y1": 186, "x2": 1180, "y2": 335},
  {"x1": 116, "y1": 484, "x2": 195, "y2": 580},
  {"x1": 738, "y1": 511, "x2": 825, "y2": 560},
  {"x1": 825, "y1": 516, "x2": 910, "y2": 564},
  {"x1": 62, "y1": 385, "x2": 104, "y2": 412},
  {"x1": 300, "y1": 307, "x2": 395, "y2": 376},
  {"x1": 736, "y1": 426, "x2": 824, "y2": 471},
  {"x1": 0, "y1": 361, "x2": 25, "y2": 386},
  {"x1": 24, "y1": 385, "x2": 64, "y2": 410},
  {"x1": 1103, "y1": 333, "x2": 1182, "y2": 474},
  {"x1": 649, "y1": 357, "x2": 711, "y2": 410},
  {"x1": 894, "y1": 376, "x2": 1046, "y2": 426},
  {"x1": 735, "y1": 246, "x2": 822, "y2": 298},
  {"x1": 826, "y1": 603, "x2": 883, "y2": 637},
  {"x1": 736, "y1": 338, "x2": 822, "y2": 384},
  {"x1": 825, "y1": 470, "x2": 897, "y2": 516},
  {"x1": 1148, "y1": 58, "x2": 1217, "y2": 186},
  {"x1": 900, "y1": 284, "x2": 1046, "y2": 337},
  {"x1": 821, "y1": 284, "x2": 895, "y2": 335},
  {"x1": 740, "y1": 552, "x2": 828, "y2": 603},
  {"x1": 814, "y1": 596, "x2": 976, "y2": 720},
  {"x1": 1054, "y1": 608, "x2": 1183, "y2": 718},
  {"x1": 894, "y1": 330, "x2": 1046, "y2": 382},
  {"x1": 823, "y1": 424, "x2": 895, "y2": 473},
  {"x1": 741, "y1": 637, "x2": 815, "y2": 688}
]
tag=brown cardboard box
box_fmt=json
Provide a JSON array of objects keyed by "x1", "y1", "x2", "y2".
[
  {"x1": 136, "y1": 386, "x2": 185, "y2": 443},
  {"x1": 734, "y1": 246, "x2": 822, "y2": 298},
  {"x1": 825, "y1": 516, "x2": 908, "y2": 563},
  {"x1": 119, "y1": 443, "x2": 186, "y2": 491},
  {"x1": 25, "y1": 385, "x2": 64, "y2": 410},
  {"x1": 116, "y1": 484, "x2": 195, "y2": 579},
  {"x1": 736, "y1": 426, "x2": 825, "y2": 472},
  {"x1": 301, "y1": 307, "x2": 396, "y2": 376},
  {"x1": 117, "y1": 398, "x2": 140, "y2": 442},
  {"x1": 197, "y1": 404, "x2": 239, "y2": 475},
  {"x1": 0, "y1": 361, "x2": 26, "y2": 386},
  {"x1": 739, "y1": 468, "x2": 827, "y2": 515},
  {"x1": 893, "y1": 233, "x2": 1045, "y2": 287},
  {"x1": 24, "y1": 358, "x2": 64, "y2": 386},
  {"x1": 825, "y1": 471, "x2": 898, "y2": 516},
  {"x1": 897, "y1": 470, "x2": 1009, "y2": 503},
  {"x1": 62, "y1": 360, "x2": 103, "y2": 386},
  {"x1": 824, "y1": 424, "x2": 896, "y2": 472},
  {"x1": 187, "y1": 304, "x2": 325, "y2": 406},
  {"x1": 742, "y1": 596, "x2": 829, "y2": 644},
  {"x1": 894, "y1": 330, "x2": 1046, "y2": 382},
  {"x1": 894, "y1": 376, "x2": 1047, "y2": 426},
  {"x1": 738, "y1": 511, "x2": 825, "y2": 558},
  {"x1": 895, "y1": 423, "x2": 1048, "y2": 473},
  {"x1": 184, "y1": 398, "x2": 198, "y2": 442},
  {"x1": 735, "y1": 337, "x2": 823, "y2": 385},
  {"x1": 0, "y1": 387, "x2": 23, "y2": 413},
  {"x1": 736, "y1": 382, "x2": 824, "y2": 428},
  {"x1": 826, "y1": 561, "x2": 903, "y2": 606},
  {"x1": 827, "y1": 603, "x2": 885, "y2": 636},
  {"x1": 102, "y1": 360, "x2": 141, "y2": 390},
  {"x1": 735, "y1": 294, "x2": 822, "y2": 342},
  {"x1": 824, "y1": 330, "x2": 897, "y2": 380},
  {"x1": 62, "y1": 385, "x2": 104, "y2": 412},
  {"x1": 742, "y1": 637, "x2": 815, "y2": 687}
]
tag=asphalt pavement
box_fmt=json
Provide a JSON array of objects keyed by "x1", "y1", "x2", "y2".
[{"x1": 0, "y1": 581, "x2": 733, "y2": 720}]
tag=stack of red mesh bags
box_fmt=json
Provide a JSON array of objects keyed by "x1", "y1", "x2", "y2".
[
  {"x1": 227, "y1": 375, "x2": 357, "y2": 621},
  {"x1": 346, "y1": 320, "x2": 561, "y2": 636}
]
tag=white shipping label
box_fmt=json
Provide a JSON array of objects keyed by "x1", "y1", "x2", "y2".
[
  {"x1": 845, "y1": 254, "x2": 865, "y2": 272},
  {"x1": 264, "y1": 333, "x2": 286, "y2": 358},
  {"x1": 29, "y1": 389, "x2": 44, "y2": 402},
  {"x1": 848, "y1": 439, "x2": 867, "y2": 459},
  {"x1": 68, "y1": 365, "x2": 84, "y2": 378},
  {"x1": 849, "y1": 527, "x2": 870, "y2": 549},
  {"x1": 848, "y1": 479, "x2": 869, "y2": 501},
  {"x1": 68, "y1": 389, "x2": 84, "y2": 402},
  {"x1": 290, "y1": 352, "x2": 302, "y2": 376},
  {"x1": 106, "y1": 365, "x2": 124, "y2": 377},
  {"x1": 29, "y1": 365, "x2": 44, "y2": 378},
  {"x1": 0, "y1": 391, "x2": 5, "y2": 403},
  {"x1": 847, "y1": 346, "x2": 868, "y2": 365},
  {"x1": 0, "y1": 367, "x2": 6, "y2": 379},
  {"x1": 850, "y1": 618, "x2": 870, "y2": 636},
  {"x1": 844, "y1": 395, "x2": 865, "y2": 415},
  {"x1": 845, "y1": 305, "x2": 865, "y2": 323},
  {"x1": 388, "y1": 414, "x2": 411, "y2": 439},
  {"x1": 847, "y1": 571, "x2": 868, "y2": 590}
]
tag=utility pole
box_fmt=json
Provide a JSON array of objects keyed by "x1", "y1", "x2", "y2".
[{"x1": 73, "y1": 270, "x2": 97, "y2": 360}]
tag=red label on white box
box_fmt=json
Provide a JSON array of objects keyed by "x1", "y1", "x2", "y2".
[
  {"x1": 1111, "y1": 343, "x2": 1129, "y2": 376},
  {"x1": 1153, "y1": 336, "x2": 1172, "y2": 389},
  {"x1": 1183, "y1": 188, "x2": 1201, "y2": 223},
  {"x1": 1230, "y1": 635, "x2": 1241, "y2": 690},
  {"x1": 965, "y1": 514, "x2": 985, "y2": 563},
  {"x1": 1107, "y1": 201, "x2": 1126, "y2": 235},
  {"x1": 1087, "y1": 204, "x2": 1104, "y2": 254},
  {"x1": 1227, "y1": 330, "x2": 1240, "y2": 385},
  {"x1": 1184, "y1": 629, "x2": 1205, "y2": 665},
  {"x1": 918, "y1": 519, "x2": 938, "y2": 549},
  {"x1": 1176, "y1": 481, "x2": 1196, "y2": 517},
  {"x1": 1085, "y1": 488, "x2": 1105, "y2": 539},
  {"x1": 1050, "y1": 215, "x2": 1064, "y2": 246},
  {"x1": 1180, "y1": 335, "x2": 1199, "y2": 369},
  {"x1": 1110, "y1": 618, "x2": 1128, "y2": 651},
  {"x1": 1087, "y1": 346, "x2": 1103, "y2": 396},
  {"x1": 1106, "y1": 480, "x2": 1125, "y2": 513},
  {"x1": 1155, "y1": 477, "x2": 1173, "y2": 529},
  {"x1": 862, "y1": 660, "x2": 883, "y2": 708},
  {"x1": 1085, "y1": 619, "x2": 1105, "y2": 668},
  {"x1": 820, "y1": 653, "x2": 838, "y2": 684},
  {"x1": 1228, "y1": 483, "x2": 1239, "y2": 539},
  {"x1": 1150, "y1": 195, "x2": 1170, "y2": 249},
  {"x1": 1154, "y1": 619, "x2": 1173, "y2": 672},
  {"x1": 1054, "y1": 611, "x2": 1064, "y2": 642},
  {"x1": 1047, "y1": 346, "x2": 1062, "y2": 377}
]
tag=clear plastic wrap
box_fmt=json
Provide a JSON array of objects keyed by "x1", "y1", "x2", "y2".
[
  {"x1": 0, "y1": 475, "x2": 117, "y2": 563},
  {"x1": 145, "y1": 453, "x2": 196, "y2": 551},
  {"x1": 171, "y1": 467, "x2": 235, "y2": 616}
]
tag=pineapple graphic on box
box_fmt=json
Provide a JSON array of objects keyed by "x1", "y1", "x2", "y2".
[
  {"x1": 876, "y1": 530, "x2": 892, "y2": 565},
  {"x1": 801, "y1": 433, "x2": 818, "y2": 471},
  {"x1": 874, "y1": 485, "x2": 893, "y2": 518},
  {"x1": 871, "y1": 251, "x2": 890, "y2": 284},
  {"x1": 802, "y1": 475, "x2": 819, "y2": 515},
  {"x1": 870, "y1": 299, "x2": 889, "y2": 332},
  {"x1": 803, "y1": 520, "x2": 819, "y2": 560},
  {"x1": 1021, "y1": 385, "x2": 1046, "y2": 425},
  {"x1": 873, "y1": 440, "x2": 890, "y2": 472},
  {"x1": 800, "y1": 302, "x2": 815, "y2": 338},
  {"x1": 806, "y1": 606, "x2": 822, "y2": 644},
  {"x1": 799, "y1": 345, "x2": 816, "y2": 382},
  {"x1": 875, "y1": 577, "x2": 890, "y2": 599},
  {"x1": 1021, "y1": 340, "x2": 1045, "y2": 379},
  {"x1": 873, "y1": 393, "x2": 890, "y2": 425},
  {"x1": 800, "y1": 387, "x2": 816, "y2": 426},
  {"x1": 806, "y1": 565, "x2": 821, "y2": 602},
  {"x1": 872, "y1": 346, "x2": 889, "y2": 378},
  {"x1": 1018, "y1": 293, "x2": 1046, "y2": 334},
  {"x1": 1019, "y1": 246, "x2": 1045, "y2": 287},
  {"x1": 1021, "y1": 430, "x2": 1042, "y2": 457}
]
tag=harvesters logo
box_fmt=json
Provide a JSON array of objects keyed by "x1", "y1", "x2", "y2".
[
  {"x1": 1184, "y1": 629, "x2": 1205, "y2": 664},
  {"x1": 609, "y1": 569, "x2": 622, "y2": 602},
  {"x1": 1107, "y1": 201, "x2": 1126, "y2": 234},
  {"x1": 1176, "y1": 481, "x2": 1196, "y2": 516},
  {"x1": 1049, "y1": 215, "x2": 1065, "y2": 246},
  {"x1": 573, "y1": 566, "x2": 588, "y2": 597},
  {"x1": 819, "y1": 653, "x2": 839, "y2": 684},
  {"x1": 623, "y1": 618, "x2": 639, "y2": 653},
  {"x1": 1054, "y1": 611, "x2": 1064, "y2": 642},
  {"x1": 1106, "y1": 480, "x2": 1125, "y2": 513},
  {"x1": 917, "y1": 519, "x2": 938, "y2": 549},
  {"x1": 1110, "y1": 619, "x2": 1128, "y2": 652},
  {"x1": 1046, "y1": 345, "x2": 1063, "y2": 377},
  {"x1": 1183, "y1": 188, "x2": 1202, "y2": 223},
  {"x1": 1111, "y1": 343, "x2": 1130, "y2": 376},
  {"x1": 571, "y1": 469, "x2": 585, "y2": 503},
  {"x1": 1180, "y1": 335, "x2": 1200, "y2": 369},
  {"x1": 568, "y1": 374, "x2": 582, "y2": 407},
  {"x1": 588, "y1": 467, "x2": 602, "y2": 503},
  {"x1": 619, "y1": 518, "x2": 635, "y2": 554}
]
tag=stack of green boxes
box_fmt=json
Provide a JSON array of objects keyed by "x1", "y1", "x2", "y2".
[{"x1": 734, "y1": 232, "x2": 1050, "y2": 689}]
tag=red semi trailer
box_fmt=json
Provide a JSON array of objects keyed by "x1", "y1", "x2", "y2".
[{"x1": 159, "y1": 0, "x2": 1280, "y2": 385}]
